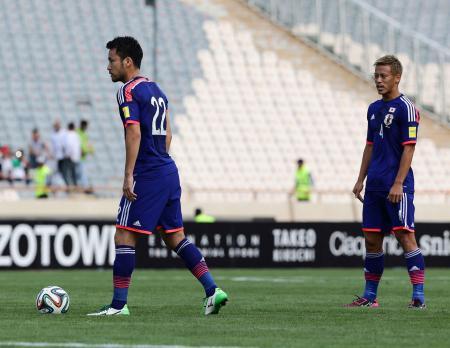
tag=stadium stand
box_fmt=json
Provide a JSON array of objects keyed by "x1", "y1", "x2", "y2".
[
  {"x1": 365, "y1": 0, "x2": 450, "y2": 47},
  {"x1": 0, "y1": 0, "x2": 209, "y2": 194},
  {"x1": 247, "y1": 0, "x2": 450, "y2": 121},
  {"x1": 174, "y1": 15, "x2": 449, "y2": 204},
  {"x1": 0, "y1": 0, "x2": 449, "y2": 220}
]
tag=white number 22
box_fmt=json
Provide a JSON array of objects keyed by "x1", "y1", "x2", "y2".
[{"x1": 151, "y1": 96, "x2": 167, "y2": 135}]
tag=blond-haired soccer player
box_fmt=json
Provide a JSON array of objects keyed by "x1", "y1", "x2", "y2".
[{"x1": 346, "y1": 55, "x2": 425, "y2": 308}]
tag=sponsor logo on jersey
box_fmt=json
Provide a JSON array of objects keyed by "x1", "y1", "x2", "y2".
[
  {"x1": 122, "y1": 106, "x2": 130, "y2": 118},
  {"x1": 409, "y1": 126, "x2": 417, "y2": 138},
  {"x1": 132, "y1": 220, "x2": 141, "y2": 227},
  {"x1": 370, "y1": 114, "x2": 375, "y2": 120},
  {"x1": 389, "y1": 107, "x2": 396, "y2": 113},
  {"x1": 383, "y1": 114, "x2": 393, "y2": 127}
]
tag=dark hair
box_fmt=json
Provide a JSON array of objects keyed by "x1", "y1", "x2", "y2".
[
  {"x1": 374, "y1": 55, "x2": 403, "y2": 76},
  {"x1": 297, "y1": 159, "x2": 304, "y2": 166},
  {"x1": 106, "y1": 36, "x2": 143, "y2": 68},
  {"x1": 195, "y1": 208, "x2": 202, "y2": 216},
  {"x1": 80, "y1": 119, "x2": 88, "y2": 129},
  {"x1": 68, "y1": 122, "x2": 75, "y2": 130}
]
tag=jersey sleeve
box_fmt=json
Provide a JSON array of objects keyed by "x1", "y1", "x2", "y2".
[
  {"x1": 398, "y1": 98, "x2": 419, "y2": 145},
  {"x1": 366, "y1": 107, "x2": 374, "y2": 144},
  {"x1": 117, "y1": 86, "x2": 141, "y2": 128}
]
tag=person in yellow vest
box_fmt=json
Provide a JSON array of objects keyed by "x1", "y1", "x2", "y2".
[
  {"x1": 194, "y1": 208, "x2": 216, "y2": 223},
  {"x1": 293, "y1": 158, "x2": 313, "y2": 201},
  {"x1": 34, "y1": 156, "x2": 52, "y2": 199},
  {"x1": 77, "y1": 119, "x2": 95, "y2": 193}
]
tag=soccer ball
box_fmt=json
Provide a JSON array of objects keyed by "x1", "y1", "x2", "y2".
[{"x1": 36, "y1": 286, "x2": 70, "y2": 314}]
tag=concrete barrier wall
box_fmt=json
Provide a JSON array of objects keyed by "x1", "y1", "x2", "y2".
[{"x1": 0, "y1": 199, "x2": 448, "y2": 222}]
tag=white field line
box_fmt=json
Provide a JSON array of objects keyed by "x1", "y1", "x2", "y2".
[
  {"x1": 132, "y1": 274, "x2": 450, "y2": 285},
  {"x1": 0, "y1": 343, "x2": 257, "y2": 348}
]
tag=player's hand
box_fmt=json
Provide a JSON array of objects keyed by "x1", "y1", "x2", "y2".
[
  {"x1": 388, "y1": 182, "x2": 403, "y2": 203},
  {"x1": 352, "y1": 181, "x2": 364, "y2": 203},
  {"x1": 123, "y1": 174, "x2": 137, "y2": 201}
]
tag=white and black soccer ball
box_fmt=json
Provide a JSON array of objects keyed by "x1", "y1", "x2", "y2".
[{"x1": 36, "y1": 286, "x2": 70, "y2": 314}]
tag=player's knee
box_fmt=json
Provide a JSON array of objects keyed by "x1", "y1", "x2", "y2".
[
  {"x1": 394, "y1": 231, "x2": 418, "y2": 252},
  {"x1": 365, "y1": 237, "x2": 383, "y2": 253},
  {"x1": 115, "y1": 228, "x2": 137, "y2": 246},
  {"x1": 161, "y1": 230, "x2": 186, "y2": 250}
]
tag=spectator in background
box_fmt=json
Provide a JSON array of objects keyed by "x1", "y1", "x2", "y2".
[
  {"x1": 34, "y1": 156, "x2": 51, "y2": 199},
  {"x1": 28, "y1": 128, "x2": 49, "y2": 169},
  {"x1": 50, "y1": 119, "x2": 67, "y2": 185},
  {"x1": 63, "y1": 122, "x2": 81, "y2": 190},
  {"x1": 194, "y1": 208, "x2": 216, "y2": 223},
  {"x1": 77, "y1": 119, "x2": 94, "y2": 193},
  {"x1": 293, "y1": 158, "x2": 313, "y2": 202},
  {"x1": 0, "y1": 145, "x2": 7, "y2": 181},
  {"x1": 0, "y1": 145, "x2": 10, "y2": 181},
  {"x1": 3, "y1": 148, "x2": 30, "y2": 185}
]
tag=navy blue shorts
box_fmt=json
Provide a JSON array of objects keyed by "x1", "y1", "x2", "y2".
[
  {"x1": 116, "y1": 171, "x2": 183, "y2": 235},
  {"x1": 362, "y1": 191, "x2": 415, "y2": 234}
]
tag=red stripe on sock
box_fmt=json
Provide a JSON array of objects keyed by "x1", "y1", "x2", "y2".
[
  {"x1": 410, "y1": 278, "x2": 425, "y2": 284},
  {"x1": 192, "y1": 261, "x2": 209, "y2": 279},
  {"x1": 365, "y1": 273, "x2": 382, "y2": 282},
  {"x1": 409, "y1": 270, "x2": 425, "y2": 284},
  {"x1": 114, "y1": 276, "x2": 131, "y2": 289}
]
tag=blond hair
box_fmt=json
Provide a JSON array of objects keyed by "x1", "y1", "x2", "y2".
[{"x1": 374, "y1": 55, "x2": 403, "y2": 76}]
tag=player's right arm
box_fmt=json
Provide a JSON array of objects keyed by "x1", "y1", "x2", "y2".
[
  {"x1": 353, "y1": 109, "x2": 374, "y2": 202},
  {"x1": 353, "y1": 144, "x2": 373, "y2": 201}
]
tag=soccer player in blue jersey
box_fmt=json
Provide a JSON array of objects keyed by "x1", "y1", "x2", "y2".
[
  {"x1": 88, "y1": 36, "x2": 228, "y2": 316},
  {"x1": 346, "y1": 55, "x2": 425, "y2": 309}
]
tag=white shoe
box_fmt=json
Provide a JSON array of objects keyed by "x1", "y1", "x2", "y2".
[
  {"x1": 204, "y1": 288, "x2": 228, "y2": 315},
  {"x1": 87, "y1": 304, "x2": 130, "y2": 316}
]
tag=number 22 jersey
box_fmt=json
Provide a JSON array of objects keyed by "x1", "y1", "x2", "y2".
[{"x1": 117, "y1": 76, "x2": 177, "y2": 179}]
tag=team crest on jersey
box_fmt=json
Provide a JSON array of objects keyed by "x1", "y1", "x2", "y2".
[
  {"x1": 383, "y1": 114, "x2": 394, "y2": 127},
  {"x1": 389, "y1": 107, "x2": 396, "y2": 113}
]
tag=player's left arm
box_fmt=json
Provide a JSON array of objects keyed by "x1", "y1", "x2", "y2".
[
  {"x1": 388, "y1": 102, "x2": 419, "y2": 203},
  {"x1": 388, "y1": 144, "x2": 415, "y2": 203},
  {"x1": 120, "y1": 88, "x2": 142, "y2": 201},
  {"x1": 123, "y1": 124, "x2": 141, "y2": 201},
  {"x1": 165, "y1": 109, "x2": 172, "y2": 152}
]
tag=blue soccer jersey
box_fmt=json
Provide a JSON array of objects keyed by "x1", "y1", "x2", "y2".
[
  {"x1": 117, "y1": 76, "x2": 177, "y2": 179},
  {"x1": 365, "y1": 94, "x2": 419, "y2": 193}
]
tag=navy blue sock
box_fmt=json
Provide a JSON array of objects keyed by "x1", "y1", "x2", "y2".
[
  {"x1": 363, "y1": 252, "x2": 384, "y2": 301},
  {"x1": 111, "y1": 245, "x2": 135, "y2": 310},
  {"x1": 405, "y1": 249, "x2": 425, "y2": 303},
  {"x1": 174, "y1": 238, "x2": 217, "y2": 297}
]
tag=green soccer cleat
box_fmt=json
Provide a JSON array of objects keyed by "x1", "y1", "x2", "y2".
[
  {"x1": 87, "y1": 304, "x2": 130, "y2": 316},
  {"x1": 203, "y1": 288, "x2": 228, "y2": 315}
]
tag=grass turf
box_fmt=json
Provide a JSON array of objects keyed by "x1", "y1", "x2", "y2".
[{"x1": 0, "y1": 268, "x2": 449, "y2": 348}]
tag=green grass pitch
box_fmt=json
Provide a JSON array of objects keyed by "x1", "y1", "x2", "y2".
[{"x1": 0, "y1": 268, "x2": 449, "y2": 348}]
